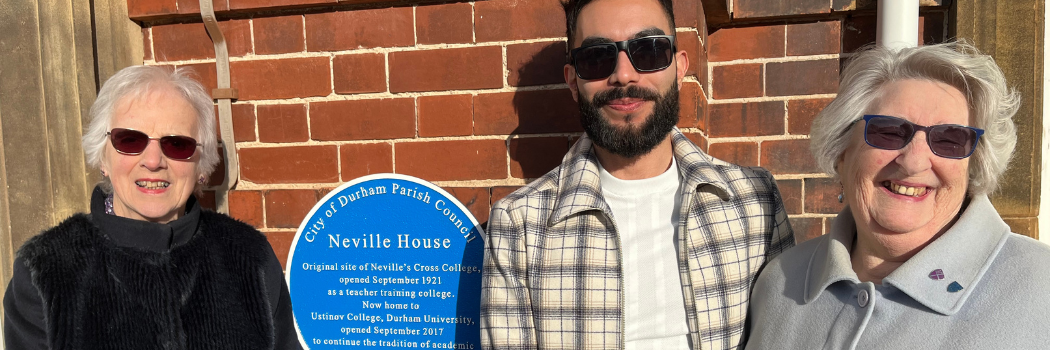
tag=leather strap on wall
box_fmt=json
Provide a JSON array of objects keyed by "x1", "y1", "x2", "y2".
[{"x1": 198, "y1": 0, "x2": 238, "y2": 214}]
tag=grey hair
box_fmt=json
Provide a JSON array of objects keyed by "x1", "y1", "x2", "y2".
[
  {"x1": 809, "y1": 42, "x2": 1019, "y2": 196},
  {"x1": 82, "y1": 65, "x2": 219, "y2": 192}
]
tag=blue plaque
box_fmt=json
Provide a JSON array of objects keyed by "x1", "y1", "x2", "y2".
[{"x1": 287, "y1": 174, "x2": 484, "y2": 349}]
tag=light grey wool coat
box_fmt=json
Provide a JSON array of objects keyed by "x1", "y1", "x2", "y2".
[{"x1": 746, "y1": 195, "x2": 1050, "y2": 350}]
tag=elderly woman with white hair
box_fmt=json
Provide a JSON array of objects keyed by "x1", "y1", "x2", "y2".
[
  {"x1": 746, "y1": 42, "x2": 1050, "y2": 349},
  {"x1": 3, "y1": 66, "x2": 301, "y2": 349}
]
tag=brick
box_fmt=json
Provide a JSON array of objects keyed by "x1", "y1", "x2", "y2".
[
  {"x1": 711, "y1": 64, "x2": 763, "y2": 99},
  {"x1": 229, "y1": 0, "x2": 335, "y2": 11},
  {"x1": 672, "y1": 0, "x2": 698, "y2": 28},
  {"x1": 787, "y1": 21, "x2": 841, "y2": 56},
  {"x1": 475, "y1": 0, "x2": 565, "y2": 42},
  {"x1": 708, "y1": 101, "x2": 784, "y2": 137},
  {"x1": 843, "y1": 15, "x2": 877, "y2": 53},
  {"x1": 310, "y1": 99, "x2": 414, "y2": 141},
  {"x1": 417, "y1": 3, "x2": 474, "y2": 45},
  {"x1": 265, "y1": 230, "x2": 296, "y2": 269},
  {"x1": 179, "y1": 62, "x2": 218, "y2": 91},
  {"x1": 788, "y1": 98, "x2": 834, "y2": 135},
  {"x1": 333, "y1": 53, "x2": 387, "y2": 94},
  {"x1": 228, "y1": 190, "x2": 264, "y2": 227},
  {"x1": 678, "y1": 81, "x2": 699, "y2": 128},
  {"x1": 213, "y1": 20, "x2": 253, "y2": 57},
  {"x1": 340, "y1": 143, "x2": 393, "y2": 181},
  {"x1": 473, "y1": 89, "x2": 582, "y2": 135},
  {"x1": 444, "y1": 187, "x2": 491, "y2": 224},
  {"x1": 231, "y1": 57, "x2": 331, "y2": 100},
  {"x1": 128, "y1": 0, "x2": 177, "y2": 19},
  {"x1": 491, "y1": 186, "x2": 522, "y2": 204},
  {"x1": 176, "y1": 0, "x2": 228, "y2": 14},
  {"x1": 419, "y1": 95, "x2": 473, "y2": 137},
  {"x1": 305, "y1": 8, "x2": 413, "y2": 52},
  {"x1": 766, "y1": 59, "x2": 839, "y2": 97},
  {"x1": 761, "y1": 139, "x2": 820, "y2": 174},
  {"x1": 231, "y1": 103, "x2": 256, "y2": 142},
  {"x1": 254, "y1": 15, "x2": 305, "y2": 55},
  {"x1": 507, "y1": 41, "x2": 567, "y2": 87},
  {"x1": 389, "y1": 47, "x2": 503, "y2": 93},
  {"x1": 199, "y1": 191, "x2": 216, "y2": 210},
  {"x1": 395, "y1": 140, "x2": 508, "y2": 181},
  {"x1": 317, "y1": 187, "x2": 335, "y2": 198},
  {"x1": 696, "y1": 86, "x2": 709, "y2": 133},
  {"x1": 206, "y1": 155, "x2": 226, "y2": 186},
  {"x1": 510, "y1": 137, "x2": 571, "y2": 179},
  {"x1": 153, "y1": 20, "x2": 252, "y2": 61},
  {"x1": 790, "y1": 217, "x2": 825, "y2": 243},
  {"x1": 265, "y1": 189, "x2": 320, "y2": 228},
  {"x1": 143, "y1": 28, "x2": 153, "y2": 61},
  {"x1": 708, "y1": 142, "x2": 758, "y2": 167},
  {"x1": 240, "y1": 145, "x2": 339, "y2": 183},
  {"x1": 776, "y1": 179, "x2": 802, "y2": 215},
  {"x1": 696, "y1": 32, "x2": 709, "y2": 92},
  {"x1": 805, "y1": 177, "x2": 845, "y2": 214},
  {"x1": 257, "y1": 104, "x2": 309, "y2": 143},
  {"x1": 734, "y1": 0, "x2": 829, "y2": 18},
  {"x1": 683, "y1": 131, "x2": 707, "y2": 151},
  {"x1": 709, "y1": 25, "x2": 784, "y2": 62},
  {"x1": 677, "y1": 31, "x2": 701, "y2": 77}
]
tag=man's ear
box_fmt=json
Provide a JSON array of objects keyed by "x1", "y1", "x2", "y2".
[
  {"x1": 675, "y1": 49, "x2": 689, "y2": 89},
  {"x1": 564, "y1": 63, "x2": 580, "y2": 102}
]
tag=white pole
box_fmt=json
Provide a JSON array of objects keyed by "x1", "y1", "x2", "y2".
[{"x1": 876, "y1": 0, "x2": 920, "y2": 50}]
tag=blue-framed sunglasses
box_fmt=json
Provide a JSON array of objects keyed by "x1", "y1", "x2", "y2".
[
  {"x1": 862, "y1": 114, "x2": 984, "y2": 159},
  {"x1": 569, "y1": 35, "x2": 676, "y2": 80}
]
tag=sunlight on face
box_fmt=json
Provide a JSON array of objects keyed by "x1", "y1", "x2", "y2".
[
  {"x1": 103, "y1": 86, "x2": 201, "y2": 224},
  {"x1": 838, "y1": 79, "x2": 971, "y2": 256}
]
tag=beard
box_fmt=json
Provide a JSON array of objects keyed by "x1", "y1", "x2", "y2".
[{"x1": 577, "y1": 82, "x2": 680, "y2": 158}]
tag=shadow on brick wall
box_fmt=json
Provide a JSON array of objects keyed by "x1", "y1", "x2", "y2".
[{"x1": 508, "y1": 41, "x2": 582, "y2": 181}]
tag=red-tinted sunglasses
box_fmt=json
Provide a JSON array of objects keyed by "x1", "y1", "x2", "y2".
[{"x1": 107, "y1": 128, "x2": 200, "y2": 160}]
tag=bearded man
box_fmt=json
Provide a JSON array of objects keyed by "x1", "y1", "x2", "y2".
[{"x1": 480, "y1": 0, "x2": 795, "y2": 349}]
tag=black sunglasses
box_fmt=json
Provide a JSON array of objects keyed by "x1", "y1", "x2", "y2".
[
  {"x1": 569, "y1": 35, "x2": 676, "y2": 80},
  {"x1": 862, "y1": 115, "x2": 984, "y2": 159},
  {"x1": 107, "y1": 128, "x2": 201, "y2": 160}
]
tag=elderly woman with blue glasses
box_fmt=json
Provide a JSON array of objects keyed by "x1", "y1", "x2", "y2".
[{"x1": 746, "y1": 42, "x2": 1050, "y2": 349}]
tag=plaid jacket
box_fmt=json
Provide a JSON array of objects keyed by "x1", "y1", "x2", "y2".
[{"x1": 481, "y1": 129, "x2": 794, "y2": 350}]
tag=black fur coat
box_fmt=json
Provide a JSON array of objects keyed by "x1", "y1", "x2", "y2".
[{"x1": 3, "y1": 188, "x2": 301, "y2": 350}]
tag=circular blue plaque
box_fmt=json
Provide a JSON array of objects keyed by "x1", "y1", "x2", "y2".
[{"x1": 287, "y1": 174, "x2": 484, "y2": 349}]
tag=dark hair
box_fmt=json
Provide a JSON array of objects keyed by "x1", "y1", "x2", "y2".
[{"x1": 562, "y1": 0, "x2": 677, "y2": 49}]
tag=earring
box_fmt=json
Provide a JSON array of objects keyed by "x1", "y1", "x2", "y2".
[
  {"x1": 197, "y1": 177, "x2": 206, "y2": 184},
  {"x1": 838, "y1": 184, "x2": 844, "y2": 203},
  {"x1": 101, "y1": 170, "x2": 107, "y2": 177}
]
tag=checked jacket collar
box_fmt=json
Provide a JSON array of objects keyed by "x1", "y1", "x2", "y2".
[{"x1": 481, "y1": 129, "x2": 795, "y2": 350}]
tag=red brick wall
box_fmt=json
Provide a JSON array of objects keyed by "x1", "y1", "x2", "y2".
[{"x1": 130, "y1": 0, "x2": 948, "y2": 265}]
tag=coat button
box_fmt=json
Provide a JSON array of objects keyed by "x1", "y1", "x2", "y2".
[{"x1": 858, "y1": 290, "x2": 870, "y2": 308}]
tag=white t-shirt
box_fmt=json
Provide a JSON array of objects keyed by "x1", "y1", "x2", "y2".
[{"x1": 597, "y1": 158, "x2": 690, "y2": 350}]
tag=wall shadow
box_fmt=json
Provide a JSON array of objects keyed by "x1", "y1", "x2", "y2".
[{"x1": 508, "y1": 41, "x2": 583, "y2": 181}]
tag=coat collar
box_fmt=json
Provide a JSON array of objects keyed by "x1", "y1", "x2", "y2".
[
  {"x1": 804, "y1": 195, "x2": 1012, "y2": 315},
  {"x1": 548, "y1": 128, "x2": 734, "y2": 226},
  {"x1": 90, "y1": 185, "x2": 201, "y2": 253}
]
